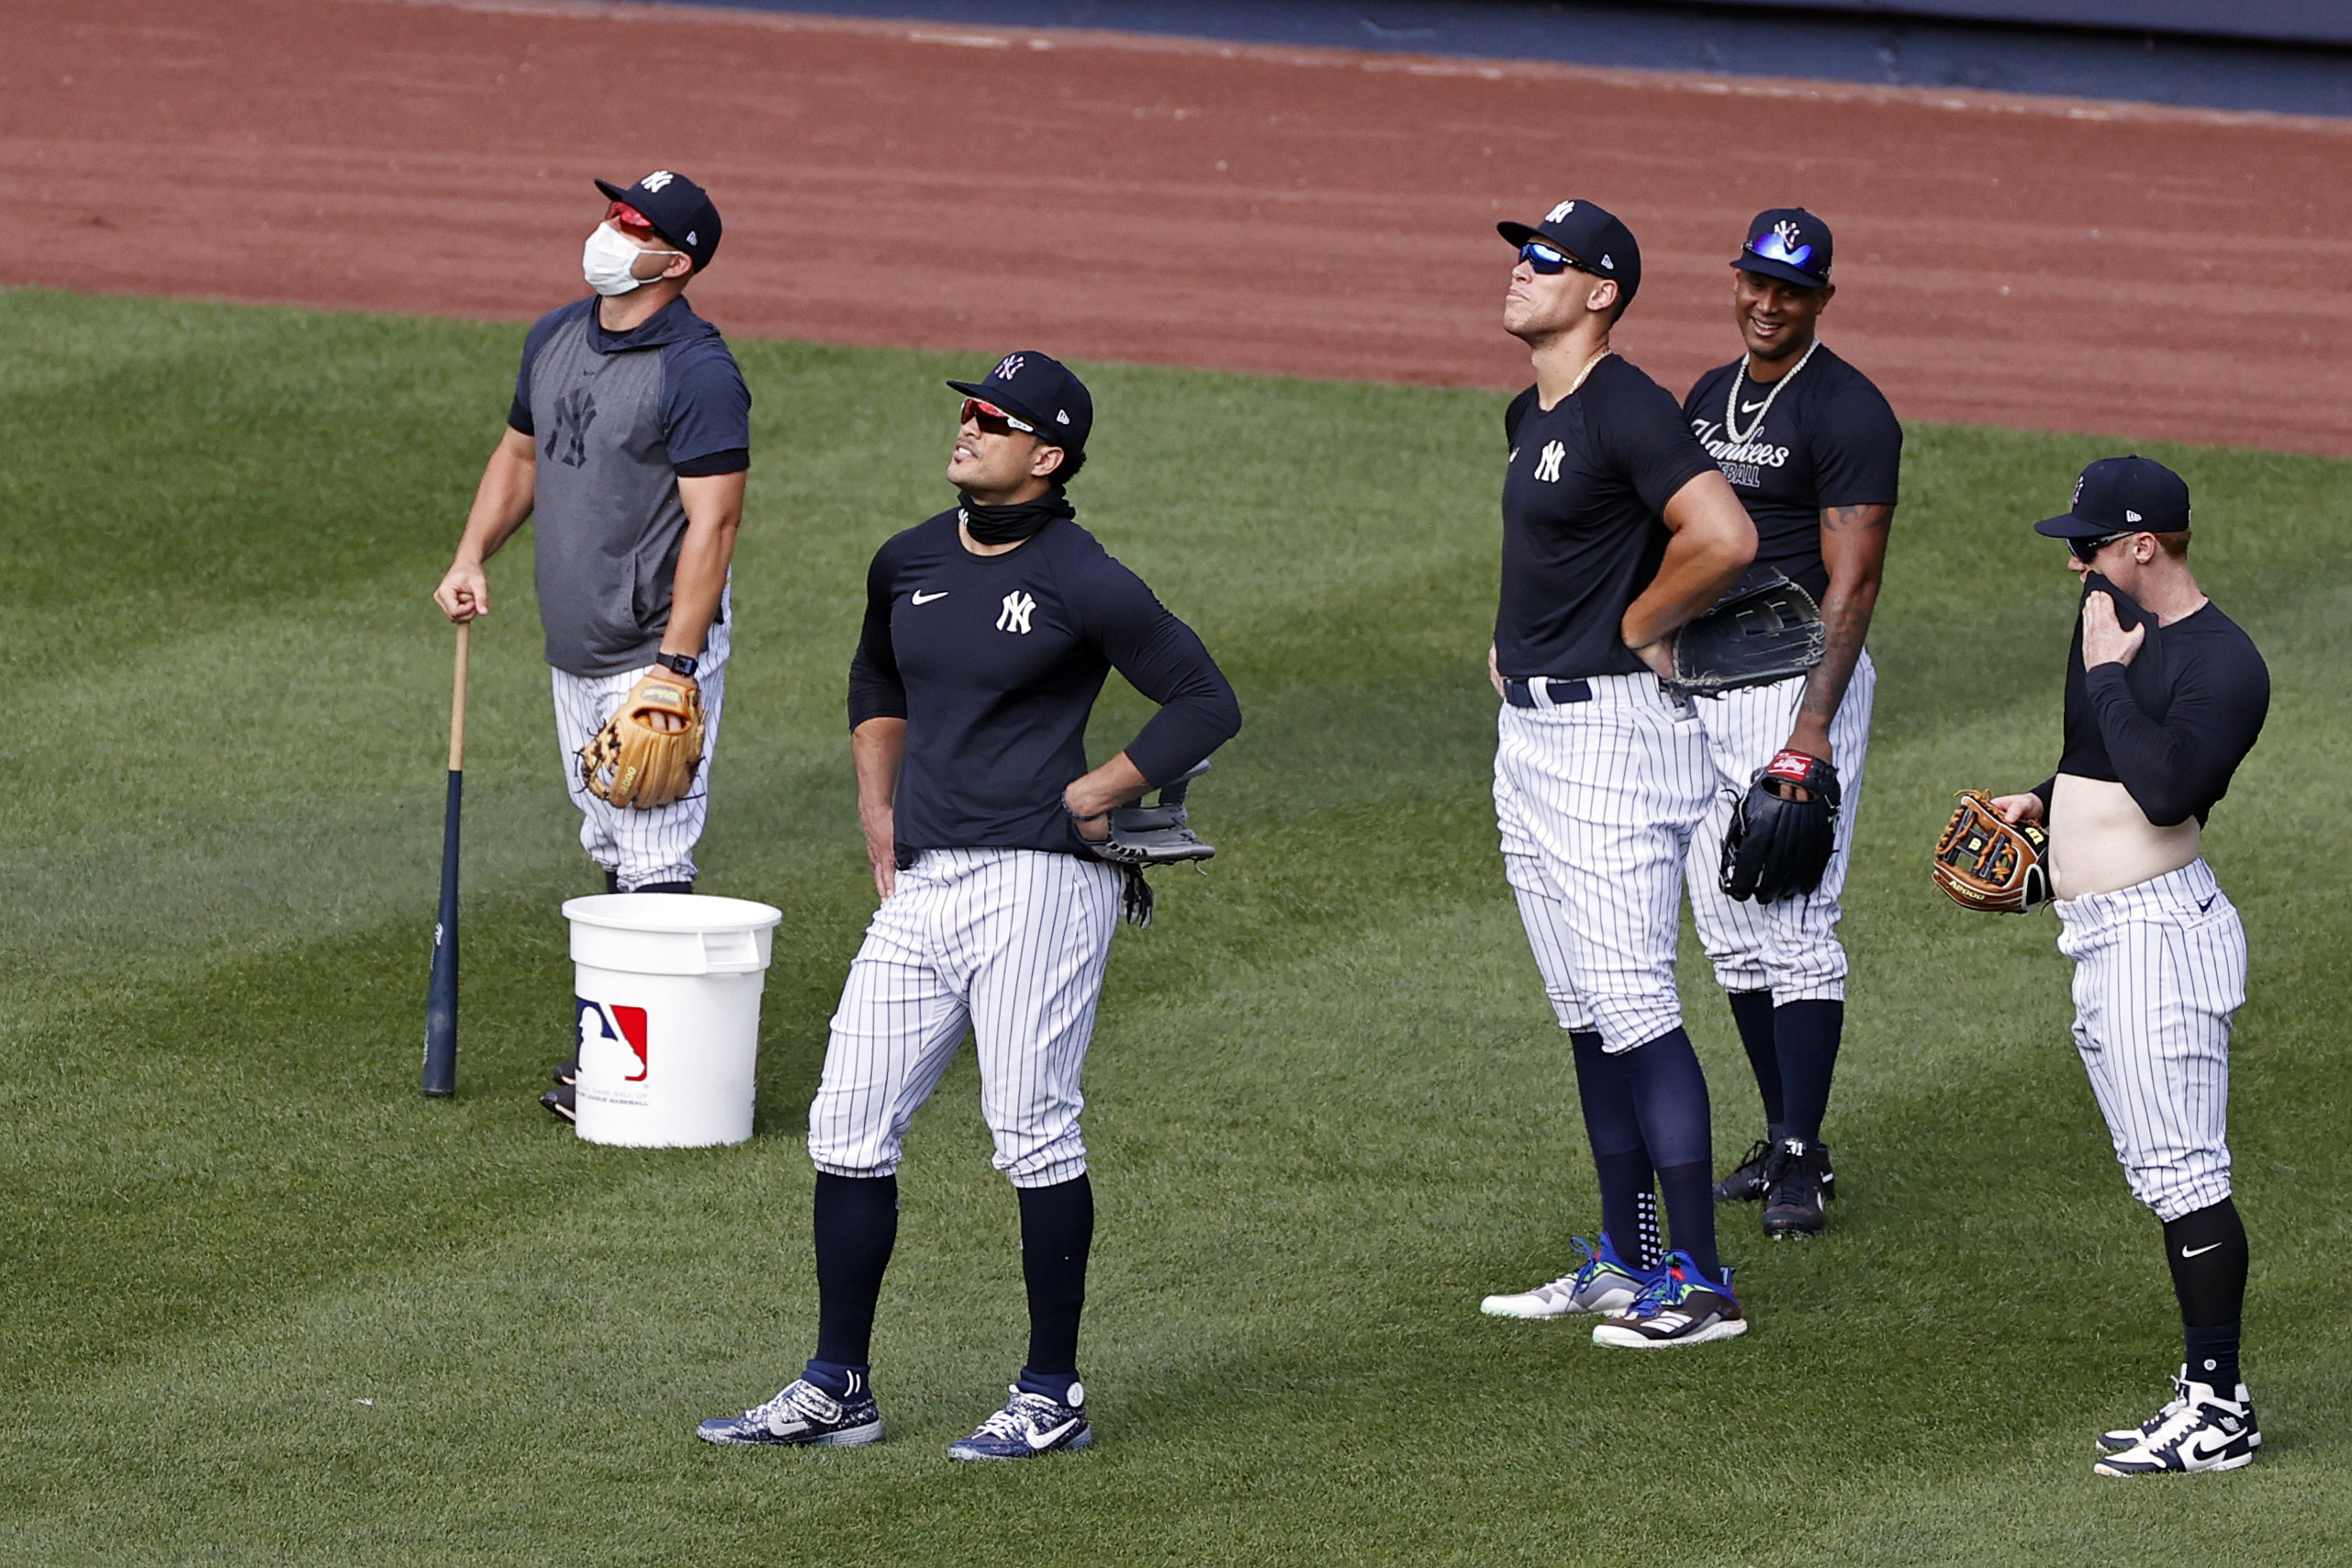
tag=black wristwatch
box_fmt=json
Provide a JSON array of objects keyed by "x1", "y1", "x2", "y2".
[{"x1": 654, "y1": 651, "x2": 698, "y2": 678}]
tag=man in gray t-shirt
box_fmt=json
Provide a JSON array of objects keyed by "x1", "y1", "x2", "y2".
[{"x1": 432, "y1": 170, "x2": 752, "y2": 1120}]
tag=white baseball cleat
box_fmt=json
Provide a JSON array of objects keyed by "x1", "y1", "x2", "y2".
[
  {"x1": 1481, "y1": 1234, "x2": 1655, "y2": 1320},
  {"x1": 2098, "y1": 1366, "x2": 2259, "y2": 1453}
]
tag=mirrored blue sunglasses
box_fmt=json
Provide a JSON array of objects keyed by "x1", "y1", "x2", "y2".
[{"x1": 1518, "y1": 241, "x2": 1580, "y2": 274}]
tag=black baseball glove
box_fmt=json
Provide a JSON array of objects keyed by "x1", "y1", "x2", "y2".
[
  {"x1": 1719, "y1": 748, "x2": 1841, "y2": 903},
  {"x1": 1088, "y1": 762, "x2": 1215, "y2": 927},
  {"x1": 1670, "y1": 570, "x2": 1827, "y2": 696}
]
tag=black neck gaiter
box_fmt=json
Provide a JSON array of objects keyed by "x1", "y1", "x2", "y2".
[{"x1": 959, "y1": 487, "x2": 1074, "y2": 545}]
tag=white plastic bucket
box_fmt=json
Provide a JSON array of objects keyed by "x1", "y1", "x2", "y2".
[{"x1": 561, "y1": 892, "x2": 784, "y2": 1148}]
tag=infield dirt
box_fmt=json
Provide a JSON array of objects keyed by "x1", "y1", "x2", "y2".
[{"x1": 5, "y1": 0, "x2": 2346, "y2": 454}]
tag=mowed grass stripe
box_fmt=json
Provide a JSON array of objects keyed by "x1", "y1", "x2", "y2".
[{"x1": 0, "y1": 291, "x2": 2346, "y2": 1564}]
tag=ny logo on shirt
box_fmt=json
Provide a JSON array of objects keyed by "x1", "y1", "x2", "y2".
[
  {"x1": 997, "y1": 590, "x2": 1037, "y2": 634},
  {"x1": 1534, "y1": 440, "x2": 1565, "y2": 484},
  {"x1": 546, "y1": 387, "x2": 598, "y2": 468}
]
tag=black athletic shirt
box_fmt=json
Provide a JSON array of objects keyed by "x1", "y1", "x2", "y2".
[
  {"x1": 847, "y1": 510, "x2": 1242, "y2": 857},
  {"x1": 1496, "y1": 355, "x2": 1719, "y2": 680},
  {"x1": 2034, "y1": 575, "x2": 2269, "y2": 828},
  {"x1": 1682, "y1": 344, "x2": 1901, "y2": 601}
]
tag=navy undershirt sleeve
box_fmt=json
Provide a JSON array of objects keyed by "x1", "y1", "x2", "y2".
[
  {"x1": 2084, "y1": 659, "x2": 2266, "y2": 827},
  {"x1": 1503, "y1": 386, "x2": 1539, "y2": 450},
  {"x1": 846, "y1": 547, "x2": 909, "y2": 728},
  {"x1": 661, "y1": 337, "x2": 753, "y2": 474},
  {"x1": 1074, "y1": 556, "x2": 1241, "y2": 786},
  {"x1": 1596, "y1": 370, "x2": 1718, "y2": 516},
  {"x1": 1809, "y1": 382, "x2": 1903, "y2": 509}
]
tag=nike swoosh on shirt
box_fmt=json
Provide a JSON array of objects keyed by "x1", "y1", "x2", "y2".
[
  {"x1": 911, "y1": 590, "x2": 948, "y2": 605},
  {"x1": 1026, "y1": 1418, "x2": 1080, "y2": 1450},
  {"x1": 2180, "y1": 1242, "x2": 2223, "y2": 1259},
  {"x1": 1741, "y1": 399, "x2": 1769, "y2": 413}
]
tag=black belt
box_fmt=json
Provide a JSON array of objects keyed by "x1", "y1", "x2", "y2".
[{"x1": 1503, "y1": 677, "x2": 1593, "y2": 709}]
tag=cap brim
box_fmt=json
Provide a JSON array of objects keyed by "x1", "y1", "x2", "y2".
[
  {"x1": 1497, "y1": 220, "x2": 1540, "y2": 248},
  {"x1": 1733, "y1": 255, "x2": 1830, "y2": 290},
  {"x1": 2033, "y1": 514, "x2": 2111, "y2": 539},
  {"x1": 945, "y1": 380, "x2": 1069, "y2": 445},
  {"x1": 594, "y1": 178, "x2": 632, "y2": 204}
]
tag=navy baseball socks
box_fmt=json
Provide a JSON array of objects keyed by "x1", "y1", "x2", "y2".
[
  {"x1": 1570, "y1": 1027, "x2": 1737, "y2": 1327},
  {"x1": 1718, "y1": 991, "x2": 1841, "y2": 1225}
]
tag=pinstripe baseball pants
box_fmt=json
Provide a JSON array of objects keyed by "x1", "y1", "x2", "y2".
[
  {"x1": 809, "y1": 847, "x2": 1124, "y2": 1189},
  {"x1": 1684, "y1": 651, "x2": 1876, "y2": 1002},
  {"x1": 549, "y1": 619, "x2": 729, "y2": 891},
  {"x1": 2056, "y1": 858, "x2": 2246, "y2": 1222},
  {"x1": 1495, "y1": 673, "x2": 1717, "y2": 1053}
]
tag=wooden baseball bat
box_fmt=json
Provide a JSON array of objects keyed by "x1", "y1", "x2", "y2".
[{"x1": 421, "y1": 620, "x2": 468, "y2": 1097}]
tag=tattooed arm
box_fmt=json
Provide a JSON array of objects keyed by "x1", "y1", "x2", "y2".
[{"x1": 1785, "y1": 503, "x2": 1892, "y2": 763}]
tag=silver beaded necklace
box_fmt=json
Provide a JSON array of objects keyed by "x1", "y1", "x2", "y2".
[{"x1": 1723, "y1": 335, "x2": 1822, "y2": 446}]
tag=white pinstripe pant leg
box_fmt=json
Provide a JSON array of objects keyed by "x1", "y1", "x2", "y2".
[
  {"x1": 807, "y1": 849, "x2": 1121, "y2": 1189},
  {"x1": 958, "y1": 850, "x2": 1123, "y2": 1187},
  {"x1": 549, "y1": 620, "x2": 729, "y2": 890},
  {"x1": 806, "y1": 869, "x2": 975, "y2": 1181},
  {"x1": 1685, "y1": 651, "x2": 1875, "y2": 1002},
  {"x1": 2056, "y1": 859, "x2": 2246, "y2": 1222},
  {"x1": 1494, "y1": 675, "x2": 1716, "y2": 1053}
]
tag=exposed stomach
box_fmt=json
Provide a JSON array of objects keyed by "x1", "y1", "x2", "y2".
[{"x1": 2050, "y1": 774, "x2": 2201, "y2": 900}]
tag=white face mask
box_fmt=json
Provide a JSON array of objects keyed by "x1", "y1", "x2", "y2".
[{"x1": 582, "y1": 222, "x2": 684, "y2": 297}]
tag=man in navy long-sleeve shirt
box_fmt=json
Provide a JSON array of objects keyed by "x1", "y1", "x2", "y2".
[
  {"x1": 699, "y1": 352, "x2": 1240, "y2": 1462},
  {"x1": 1990, "y1": 455, "x2": 2270, "y2": 1478}
]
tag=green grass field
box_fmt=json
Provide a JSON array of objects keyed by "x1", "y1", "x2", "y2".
[{"x1": 3, "y1": 289, "x2": 2348, "y2": 1566}]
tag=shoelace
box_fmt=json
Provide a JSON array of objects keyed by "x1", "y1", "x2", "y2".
[
  {"x1": 1562, "y1": 1236, "x2": 1603, "y2": 1289},
  {"x1": 750, "y1": 1382, "x2": 833, "y2": 1426},
  {"x1": 973, "y1": 1392, "x2": 1058, "y2": 1439}
]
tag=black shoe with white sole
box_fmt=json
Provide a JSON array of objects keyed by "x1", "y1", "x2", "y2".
[
  {"x1": 1719, "y1": 1137, "x2": 1835, "y2": 1204},
  {"x1": 2099, "y1": 1368, "x2": 2259, "y2": 1454},
  {"x1": 540, "y1": 1081, "x2": 576, "y2": 1123},
  {"x1": 1762, "y1": 1138, "x2": 1831, "y2": 1238}
]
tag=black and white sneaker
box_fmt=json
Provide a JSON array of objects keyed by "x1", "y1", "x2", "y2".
[
  {"x1": 2098, "y1": 1368, "x2": 2259, "y2": 1454},
  {"x1": 697, "y1": 1377, "x2": 884, "y2": 1448},
  {"x1": 2093, "y1": 1379, "x2": 2258, "y2": 1475},
  {"x1": 540, "y1": 1081, "x2": 576, "y2": 1123},
  {"x1": 1719, "y1": 1137, "x2": 1834, "y2": 1204},
  {"x1": 946, "y1": 1385, "x2": 1092, "y2": 1461},
  {"x1": 1762, "y1": 1138, "x2": 1831, "y2": 1238}
]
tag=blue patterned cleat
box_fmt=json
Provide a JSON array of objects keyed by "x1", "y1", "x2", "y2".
[
  {"x1": 946, "y1": 1385, "x2": 1092, "y2": 1462},
  {"x1": 1591, "y1": 1250, "x2": 1748, "y2": 1349},
  {"x1": 696, "y1": 1376, "x2": 884, "y2": 1448},
  {"x1": 1482, "y1": 1233, "x2": 1657, "y2": 1319}
]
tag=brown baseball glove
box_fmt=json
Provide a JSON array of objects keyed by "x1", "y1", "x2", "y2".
[
  {"x1": 1931, "y1": 790, "x2": 2052, "y2": 913},
  {"x1": 579, "y1": 669, "x2": 705, "y2": 810}
]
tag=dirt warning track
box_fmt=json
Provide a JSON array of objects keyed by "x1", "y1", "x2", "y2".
[{"x1": 3, "y1": 0, "x2": 2346, "y2": 454}]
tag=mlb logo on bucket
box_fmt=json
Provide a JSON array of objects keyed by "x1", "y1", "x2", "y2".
[{"x1": 577, "y1": 997, "x2": 651, "y2": 1103}]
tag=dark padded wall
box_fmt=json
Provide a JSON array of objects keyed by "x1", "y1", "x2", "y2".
[{"x1": 1707, "y1": 1, "x2": 2352, "y2": 47}]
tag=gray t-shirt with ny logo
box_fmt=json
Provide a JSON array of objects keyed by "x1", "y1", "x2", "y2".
[{"x1": 509, "y1": 295, "x2": 751, "y2": 677}]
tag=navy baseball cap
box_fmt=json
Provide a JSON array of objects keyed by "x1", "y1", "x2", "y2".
[
  {"x1": 1734, "y1": 207, "x2": 1833, "y2": 289},
  {"x1": 594, "y1": 170, "x2": 722, "y2": 271},
  {"x1": 1498, "y1": 198, "x2": 1641, "y2": 304},
  {"x1": 2034, "y1": 455, "x2": 2192, "y2": 540},
  {"x1": 947, "y1": 351, "x2": 1092, "y2": 454}
]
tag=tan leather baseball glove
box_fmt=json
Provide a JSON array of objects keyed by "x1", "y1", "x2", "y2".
[
  {"x1": 579, "y1": 669, "x2": 705, "y2": 810},
  {"x1": 1931, "y1": 790, "x2": 2052, "y2": 913}
]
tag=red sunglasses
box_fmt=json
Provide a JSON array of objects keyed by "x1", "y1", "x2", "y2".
[
  {"x1": 605, "y1": 201, "x2": 662, "y2": 238},
  {"x1": 959, "y1": 397, "x2": 1038, "y2": 436}
]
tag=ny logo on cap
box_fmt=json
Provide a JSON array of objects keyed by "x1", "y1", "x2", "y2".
[
  {"x1": 642, "y1": 171, "x2": 676, "y2": 192},
  {"x1": 994, "y1": 353, "x2": 1025, "y2": 380},
  {"x1": 1546, "y1": 200, "x2": 1576, "y2": 223},
  {"x1": 1752, "y1": 219, "x2": 1814, "y2": 268},
  {"x1": 2072, "y1": 476, "x2": 2087, "y2": 505}
]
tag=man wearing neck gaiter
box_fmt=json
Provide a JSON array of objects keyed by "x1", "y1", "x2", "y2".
[{"x1": 698, "y1": 351, "x2": 1240, "y2": 1460}]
